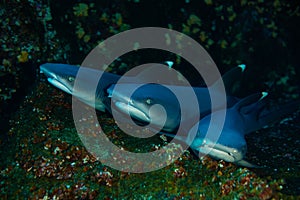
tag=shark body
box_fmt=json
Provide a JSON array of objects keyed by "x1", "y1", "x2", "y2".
[
  {"x1": 107, "y1": 64, "x2": 246, "y2": 132},
  {"x1": 40, "y1": 62, "x2": 298, "y2": 167},
  {"x1": 40, "y1": 63, "x2": 121, "y2": 112},
  {"x1": 40, "y1": 62, "x2": 243, "y2": 124},
  {"x1": 107, "y1": 82, "x2": 239, "y2": 132},
  {"x1": 163, "y1": 92, "x2": 299, "y2": 167}
]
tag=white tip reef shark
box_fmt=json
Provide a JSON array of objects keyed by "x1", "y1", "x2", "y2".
[
  {"x1": 107, "y1": 64, "x2": 246, "y2": 132},
  {"x1": 40, "y1": 62, "x2": 244, "y2": 119},
  {"x1": 162, "y1": 92, "x2": 299, "y2": 167},
  {"x1": 40, "y1": 62, "x2": 299, "y2": 167}
]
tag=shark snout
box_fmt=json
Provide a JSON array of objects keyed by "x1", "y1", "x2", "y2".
[{"x1": 40, "y1": 64, "x2": 57, "y2": 79}]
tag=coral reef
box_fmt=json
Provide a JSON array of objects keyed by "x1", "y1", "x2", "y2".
[
  {"x1": 0, "y1": 0, "x2": 299, "y2": 198},
  {"x1": 1, "y1": 82, "x2": 298, "y2": 199}
]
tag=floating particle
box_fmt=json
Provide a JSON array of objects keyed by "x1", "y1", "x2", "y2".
[
  {"x1": 73, "y1": 3, "x2": 89, "y2": 17},
  {"x1": 220, "y1": 40, "x2": 228, "y2": 49},
  {"x1": 187, "y1": 14, "x2": 201, "y2": 26},
  {"x1": 204, "y1": 0, "x2": 213, "y2": 6},
  {"x1": 207, "y1": 38, "x2": 214, "y2": 46},
  {"x1": 17, "y1": 51, "x2": 29, "y2": 63},
  {"x1": 240, "y1": 0, "x2": 247, "y2": 6},
  {"x1": 182, "y1": 24, "x2": 190, "y2": 34},
  {"x1": 133, "y1": 42, "x2": 140, "y2": 50},
  {"x1": 2, "y1": 59, "x2": 11, "y2": 67},
  {"x1": 114, "y1": 13, "x2": 123, "y2": 26},
  {"x1": 228, "y1": 13, "x2": 236, "y2": 22},
  {"x1": 83, "y1": 35, "x2": 91, "y2": 43},
  {"x1": 165, "y1": 33, "x2": 171, "y2": 45},
  {"x1": 76, "y1": 26, "x2": 85, "y2": 39},
  {"x1": 192, "y1": 27, "x2": 200, "y2": 34},
  {"x1": 199, "y1": 31, "x2": 207, "y2": 42},
  {"x1": 100, "y1": 12, "x2": 109, "y2": 23}
]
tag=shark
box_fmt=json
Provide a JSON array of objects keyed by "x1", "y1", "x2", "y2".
[
  {"x1": 40, "y1": 62, "x2": 299, "y2": 167},
  {"x1": 107, "y1": 64, "x2": 246, "y2": 132},
  {"x1": 107, "y1": 82, "x2": 238, "y2": 132},
  {"x1": 40, "y1": 62, "x2": 244, "y2": 119},
  {"x1": 40, "y1": 63, "x2": 121, "y2": 112},
  {"x1": 161, "y1": 92, "x2": 300, "y2": 167}
]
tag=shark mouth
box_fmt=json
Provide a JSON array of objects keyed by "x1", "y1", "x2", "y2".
[
  {"x1": 40, "y1": 65, "x2": 72, "y2": 94},
  {"x1": 107, "y1": 84, "x2": 151, "y2": 122},
  {"x1": 197, "y1": 142, "x2": 258, "y2": 167},
  {"x1": 197, "y1": 142, "x2": 245, "y2": 163},
  {"x1": 112, "y1": 100, "x2": 151, "y2": 122},
  {"x1": 46, "y1": 78, "x2": 72, "y2": 94}
]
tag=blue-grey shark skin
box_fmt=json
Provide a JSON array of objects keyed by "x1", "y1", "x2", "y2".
[
  {"x1": 40, "y1": 63, "x2": 299, "y2": 167},
  {"x1": 180, "y1": 92, "x2": 300, "y2": 167},
  {"x1": 108, "y1": 83, "x2": 239, "y2": 132},
  {"x1": 40, "y1": 63, "x2": 123, "y2": 112},
  {"x1": 40, "y1": 62, "x2": 243, "y2": 118},
  {"x1": 107, "y1": 65, "x2": 245, "y2": 132},
  {"x1": 40, "y1": 62, "x2": 187, "y2": 112}
]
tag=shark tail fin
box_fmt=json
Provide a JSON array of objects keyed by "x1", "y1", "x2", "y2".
[
  {"x1": 256, "y1": 98, "x2": 300, "y2": 128},
  {"x1": 238, "y1": 92, "x2": 300, "y2": 133}
]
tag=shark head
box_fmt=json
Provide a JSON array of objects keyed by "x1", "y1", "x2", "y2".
[
  {"x1": 186, "y1": 118, "x2": 249, "y2": 164},
  {"x1": 184, "y1": 92, "x2": 272, "y2": 168},
  {"x1": 108, "y1": 83, "x2": 182, "y2": 132},
  {"x1": 40, "y1": 63, "x2": 79, "y2": 95},
  {"x1": 40, "y1": 63, "x2": 111, "y2": 111}
]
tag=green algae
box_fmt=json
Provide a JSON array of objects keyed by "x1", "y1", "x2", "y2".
[{"x1": 0, "y1": 82, "x2": 299, "y2": 199}]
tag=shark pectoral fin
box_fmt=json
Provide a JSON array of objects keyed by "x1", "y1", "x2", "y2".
[
  {"x1": 235, "y1": 92, "x2": 266, "y2": 113},
  {"x1": 235, "y1": 159, "x2": 261, "y2": 168}
]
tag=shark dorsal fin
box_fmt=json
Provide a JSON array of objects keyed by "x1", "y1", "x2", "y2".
[
  {"x1": 210, "y1": 64, "x2": 246, "y2": 95},
  {"x1": 120, "y1": 62, "x2": 190, "y2": 86},
  {"x1": 222, "y1": 64, "x2": 246, "y2": 95}
]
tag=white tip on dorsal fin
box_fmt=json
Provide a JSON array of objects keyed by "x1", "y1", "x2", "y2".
[
  {"x1": 129, "y1": 62, "x2": 189, "y2": 86},
  {"x1": 260, "y1": 92, "x2": 268, "y2": 100},
  {"x1": 238, "y1": 64, "x2": 246, "y2": 72},
  {"x1": 164, "y1": 61, "x2": 174, "y2": 68}
]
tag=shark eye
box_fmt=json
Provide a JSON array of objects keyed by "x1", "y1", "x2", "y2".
[
  {"x1": 145, "y1": 98, "x2": 152, "y2": 105},
  {"x1": 68, "y1": 76, "x2": 75, "y2": 82}
]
